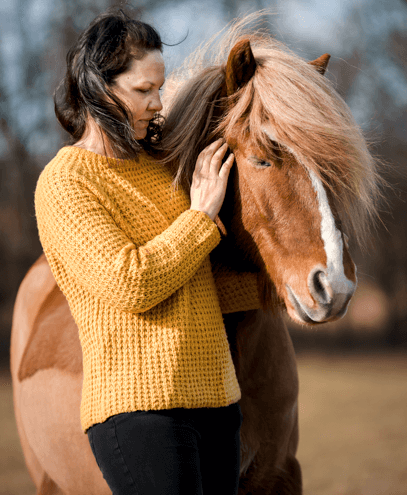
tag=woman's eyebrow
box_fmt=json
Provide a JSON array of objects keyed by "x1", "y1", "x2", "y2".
[{"x1": 136, "y1": 79, "x2": 165, "y2": 87}]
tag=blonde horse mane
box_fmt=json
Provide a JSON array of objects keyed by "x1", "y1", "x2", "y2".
[{"x1": 160, "y1": 12, "x2": 383, "y2": 247}]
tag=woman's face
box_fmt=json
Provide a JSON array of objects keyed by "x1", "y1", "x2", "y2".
[{"x1": 111, "y1": 50, "x2": 165, "y2": 140}]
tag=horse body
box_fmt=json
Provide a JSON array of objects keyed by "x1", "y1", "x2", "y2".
[{"x1": 11, "y1": 16, "x2": 379, "y2": 494}]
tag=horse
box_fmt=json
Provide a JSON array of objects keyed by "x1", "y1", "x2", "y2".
[{"x1": 11, "y1": 16, "x2": 380, "y2": 495}]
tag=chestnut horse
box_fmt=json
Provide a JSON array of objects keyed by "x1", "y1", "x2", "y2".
[{"x1": 11, "y1": 20, "x2": 379, "y2": 495}]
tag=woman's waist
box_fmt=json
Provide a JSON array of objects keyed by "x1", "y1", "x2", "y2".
[{"x1": 70, "y1": 282, "x2": 223, "y2": 336}]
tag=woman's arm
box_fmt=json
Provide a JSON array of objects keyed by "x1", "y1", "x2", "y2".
[{"x1": 35, "y1": 171, "x2": 220, "y2": 313}]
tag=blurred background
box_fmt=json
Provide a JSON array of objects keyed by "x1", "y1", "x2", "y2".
[{"x1": 1, "y1": 0, "x2": 406, "y2": 494}]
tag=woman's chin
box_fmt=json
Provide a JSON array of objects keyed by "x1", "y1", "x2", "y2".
[{"x1": 134, "y1": 128, "x2": 148, "y2": 140}]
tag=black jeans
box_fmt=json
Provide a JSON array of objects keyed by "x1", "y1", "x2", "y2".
[{"x1": 87, "y1": 403, "x2": 243, "y2": 495}]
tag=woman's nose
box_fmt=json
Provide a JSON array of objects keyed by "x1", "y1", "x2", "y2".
[{"x1": 149, "y1": 93, "x2": 163, "y2": 113}]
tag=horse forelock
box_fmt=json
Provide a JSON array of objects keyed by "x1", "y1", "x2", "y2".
[{"x1": 162, "y1": 12, "x2": 382, "y2": 247}]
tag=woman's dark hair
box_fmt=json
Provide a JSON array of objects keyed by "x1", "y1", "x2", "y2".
[{"x1": 54, "y1": 8, "x2": 164, "y2": 159}]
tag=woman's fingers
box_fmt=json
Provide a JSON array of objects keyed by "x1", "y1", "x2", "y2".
[
  {"x1": 211, "y1": 143, "x2": 229, "y2": 173},
  {"x1": 194, "y1": 139, "x2": 234, "y2": 180},
  {"x1": 190, "y1": 138, "x2": 234, "y2": 220},
  {"x1": 196, "y1": 138, "x2": 223, "y2": 160},
  {"x1": 218, "y1": 152, "x2": 235, "y2": 179},
  {"x1": 198, "y1": 139, "x2": 225, "y2": 173}
]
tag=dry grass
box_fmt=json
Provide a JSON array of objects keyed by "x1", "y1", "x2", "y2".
[
  {"x1": 1, "y1": 354, "x2": 406, "y2": 494},
  {"x1": 297, "y1": 353, "x2": 407, "y2": 495}
]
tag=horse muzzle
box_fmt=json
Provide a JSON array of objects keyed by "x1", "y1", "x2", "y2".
[{"x1": 285, "y1": 265, "x2": 357, "y2": 324}]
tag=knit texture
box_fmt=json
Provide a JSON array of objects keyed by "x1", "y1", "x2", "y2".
[{"x1": 35, "y1": 146, "x2": 260, "y2": 432}]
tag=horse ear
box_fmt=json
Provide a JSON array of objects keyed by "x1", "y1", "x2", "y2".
[
  {"x1": 309, "y1": 53, "x2": 331, "y2": 75},
  {"x1": 225, "y1": 39, "x2": 257, "y2": 96}
]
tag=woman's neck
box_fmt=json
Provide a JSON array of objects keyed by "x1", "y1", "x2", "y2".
[{"x1": 74, "y1": 117, "x2": 115, "y2": 157}]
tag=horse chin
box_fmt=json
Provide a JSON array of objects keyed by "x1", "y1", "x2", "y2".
[
  {"x1": 286, "y1": 304, "x2": 326, "y2": 326},
  {"x1": 285, "y1": 284, "x2": 351, "y2": 326}
]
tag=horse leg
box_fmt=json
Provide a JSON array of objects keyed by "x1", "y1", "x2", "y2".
[
  {"x1": 240, "y1": 457, "x2": 302, "y2": 495},
  {"x1": 238, "y1": 400, "x2": 302, "y2": 495},
  {"x1": 225, "y1": 310, "x2": 302, "y2": 495},
  {"x1": 238, "y1": 406, "x2": 302, "y2": 495},
  {"x1": 269, "y1": 415, "x2": 302, "y2": 494}
]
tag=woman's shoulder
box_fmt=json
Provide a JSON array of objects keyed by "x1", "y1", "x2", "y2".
[
  {"x1": 38, "y1": 146, "x2": 168, "y2": 196},
  {"x1": 38, "y1": 146, "x2": 123, "y2": 190},
  {"x1": 43, "y1": 146, "x2": 108, "y2": 173},
  {"x1": 48, "y1": 146, "x2": 157, "y2": 172},
  {"x1": 36, "y1": 147, "x2": 99, "y2": 201}
]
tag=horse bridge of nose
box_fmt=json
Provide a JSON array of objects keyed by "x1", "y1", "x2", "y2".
[{"x1": 299, "y1": 167, "x2": 357, "y2": 322}]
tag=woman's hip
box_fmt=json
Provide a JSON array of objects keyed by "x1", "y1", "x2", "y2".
[{"x1": 87, "y1": 403, "x2": 242, "y2": 495}]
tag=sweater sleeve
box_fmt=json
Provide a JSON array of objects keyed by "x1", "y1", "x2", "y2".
[
  {"x1": 35, "y1": 168, "x2": 221, "y2": 313},
  {"x1": 211, "y1": 263, "x2": 261, "y2": 314}
]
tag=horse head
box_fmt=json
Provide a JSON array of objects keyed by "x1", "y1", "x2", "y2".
[
  {"x1": 162, "y1": 35, "x2": 379, "y2": 326},
  {"x1": 216, "y1": 39, "x2": 370, "y2": 325}
]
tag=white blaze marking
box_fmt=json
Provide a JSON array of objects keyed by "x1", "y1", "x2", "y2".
[
  {"x1": 307, "y1": 168, "x2": 354, "y2": 294},
  {"x1": 262, "y1": 126, "x2": 355, "y2": 296},
  {"x1": 262, "y1": 127, "x2": 355, "y2": 320}
]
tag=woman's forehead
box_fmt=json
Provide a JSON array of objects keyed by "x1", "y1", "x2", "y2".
[{"x1": 125, "y1": 51, "x2": 165, "y2": 84}]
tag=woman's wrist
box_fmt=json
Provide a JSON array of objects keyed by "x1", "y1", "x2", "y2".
[{"x1": 189, "y1": 207, "x2": 216, "y2": 222}]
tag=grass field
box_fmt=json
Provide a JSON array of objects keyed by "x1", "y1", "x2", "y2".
[
  {"x1": 297, "y1": 353, "x2": 407, "y2": 495},
  {"x1": 1, "y1": 353, "x2": 407, "y2": 495}
]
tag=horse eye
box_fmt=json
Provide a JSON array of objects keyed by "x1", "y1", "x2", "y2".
[{"x1": 250, "y1": 156, "x2": 274, "y2": 168}]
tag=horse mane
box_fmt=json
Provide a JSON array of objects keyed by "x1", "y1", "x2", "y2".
[{"x1": 159, "y1": 12, "x2": 383, "y2": 247}]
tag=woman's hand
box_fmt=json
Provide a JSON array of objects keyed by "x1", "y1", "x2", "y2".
[{"x1": 190, "y1": 139, "x2": 235, "y2": 221}]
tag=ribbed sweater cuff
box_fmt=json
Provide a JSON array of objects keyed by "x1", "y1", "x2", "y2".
[{"x1": 174, "y1": 209, "x2": 221, "y2": 254}]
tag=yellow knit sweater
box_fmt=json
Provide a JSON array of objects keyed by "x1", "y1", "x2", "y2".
[{"x1": 35, "y1": 146, "x2": 260, "y2": 432}]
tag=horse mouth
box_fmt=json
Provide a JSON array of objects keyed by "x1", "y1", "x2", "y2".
[
  {"x1": 285, "y1": 284, "x2": 332, "y2": 324},
  {"x1": 285, "y1": 284, "x2": 352, "y2": 325}
]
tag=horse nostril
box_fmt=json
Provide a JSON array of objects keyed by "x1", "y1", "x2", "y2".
[{"x1": 309, "y1": 269, "x2": 332, "y2": 306}]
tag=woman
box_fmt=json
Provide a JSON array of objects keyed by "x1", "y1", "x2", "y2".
[{"x1": 35, "y1": 8, "x2": 260, "y2": 495}]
